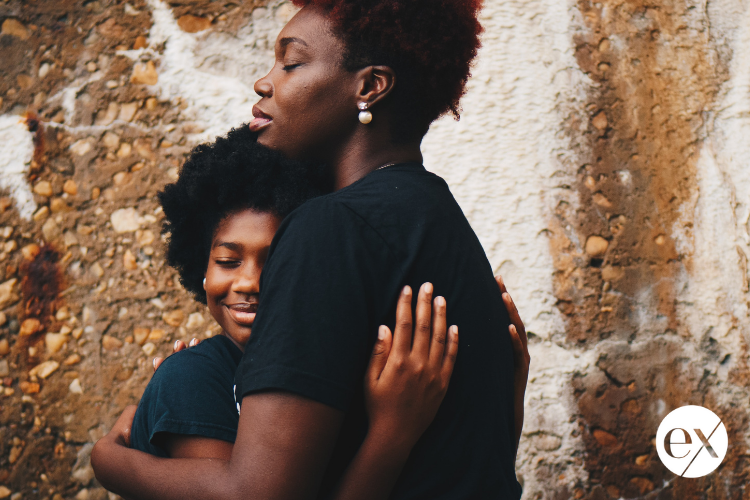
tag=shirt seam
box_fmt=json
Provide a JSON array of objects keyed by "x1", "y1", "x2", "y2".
[
  {"x1": 329, "y1": 198, "x2": 401, "y2": 261},
  {"x1": 153, "y1": 418, "x2": 237, "y2": 434}
]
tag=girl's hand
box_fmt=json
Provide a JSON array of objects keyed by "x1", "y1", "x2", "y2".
[
  {"x1": 364, "y1": 283, "x2": 458, "y2": 452},
  {"x1": 495, "y1": 275, "x2": 530, "y2": 454},
  {"x1": 153, "y1": 338, "x2": 201, "y2": 371}
]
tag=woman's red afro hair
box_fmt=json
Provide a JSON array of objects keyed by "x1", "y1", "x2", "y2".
[{"x1": 291, "y1": 0, "x2": 483, "y2": 137}]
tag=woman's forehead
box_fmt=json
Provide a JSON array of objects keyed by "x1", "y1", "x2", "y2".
[{"x1": 276, "y1": 6, "x2": 339, "y2": 53}]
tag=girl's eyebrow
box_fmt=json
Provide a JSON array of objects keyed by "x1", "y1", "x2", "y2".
[{"x1": 214, "y1": 241, "x2": 242, "y2": 251}]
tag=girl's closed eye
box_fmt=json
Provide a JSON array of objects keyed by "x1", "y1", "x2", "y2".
[{"x1": 215, "y1": 258, "x2": 241, "y2": 267}]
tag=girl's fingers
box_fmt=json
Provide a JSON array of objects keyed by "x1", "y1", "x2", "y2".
[
  {"x1": 366, "y1": 325, "x2": 393, "y2": 383},
  {"x1": 392, "y1": 286, "x2": 414, "y2": 356},
  {"x1": 502, "y1": 292, "x2": 527, "y2": 351},
  {"x1": 495, "y1": 275, "x2": 507, "y2": 295},
  {"x1": 441, "y1": 325, "x2": 459, "y2": 380},
  {"x1": 412, "y1": 282, "x2": 434, "y2": 358},
  {"x1": 428, "y1": 296, "x2": 448, "y2": 367},
  {"x1": 153, "y1": 357, "x2": 164, "y2": 372},
  {"x1": 173, "y1": 340, "x2": 187, "y2": 353},
  {"x1": 509, "y1": 324, "x2": 524, "y2": 360},
  {"x1": 510, "y1": 324, "x2": 531, "y2": 371}
]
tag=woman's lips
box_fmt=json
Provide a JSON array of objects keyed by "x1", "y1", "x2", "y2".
[
  {"x1": 249, "y1": 106, "x2": 272, "y2": 132},
  {"x1": 249, "y1": 117, "x2": 272, "y2": 132},
  {"x1": 225, "y1": 303, "x2": 257, "y2": 326}
]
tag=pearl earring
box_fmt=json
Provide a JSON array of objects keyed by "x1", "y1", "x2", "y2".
[
  {"x1": 203, "y1": 278, "x2": 206, "y2": 288},
  {"x1": 358, "y1": 102, "x2": 372, "y2": 124}
]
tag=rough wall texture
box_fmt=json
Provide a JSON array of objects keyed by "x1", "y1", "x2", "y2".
[{"x1": 0, "y1": 0, "x2": 748, "y2": 498}]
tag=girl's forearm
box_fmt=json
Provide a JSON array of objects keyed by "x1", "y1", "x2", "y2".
[{"x1": 330, "y1": 430, "x2": 414, "y2": 500}]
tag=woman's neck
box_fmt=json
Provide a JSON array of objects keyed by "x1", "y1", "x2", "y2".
[{"x1": 330, "y1": 139, "x2": 423, "y2": 191}]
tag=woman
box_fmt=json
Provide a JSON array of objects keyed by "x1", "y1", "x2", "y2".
[{"x1": 93, "y1": 1, "x2": 528, "y2": 498}]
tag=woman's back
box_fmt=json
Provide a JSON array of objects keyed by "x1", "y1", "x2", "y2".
[{"x1": 238, "y1": 163, "x2": 521, "y2": 499}]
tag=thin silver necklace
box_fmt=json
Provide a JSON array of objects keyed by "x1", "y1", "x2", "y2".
[{"x1": 376, "y1": 162, "x2": 399, "y2": 171}]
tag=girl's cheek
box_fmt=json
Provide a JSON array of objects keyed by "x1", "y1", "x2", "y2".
[{"x1": 205, "y1": 267, "x2": 233, "y2": 297}]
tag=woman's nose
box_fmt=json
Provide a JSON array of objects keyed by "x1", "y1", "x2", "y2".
[{"x1": 254, "y1": 72, "x2": 273, "y2": 98}]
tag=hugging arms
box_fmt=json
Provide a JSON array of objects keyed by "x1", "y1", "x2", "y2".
[
  {"x1": 93, "y1": 280, "x2": 529, "y2": 500},
  {"x1": 92, "y1": 128, "x2": 530, "y2": 500}
]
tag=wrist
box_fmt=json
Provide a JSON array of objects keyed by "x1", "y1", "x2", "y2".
[{"x1": 365, "y1": 421, "x2": 418, "y2": 459}]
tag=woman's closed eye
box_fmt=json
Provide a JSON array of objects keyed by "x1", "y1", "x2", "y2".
[{"x1": 282, "y1": 62, "x2": 303, "y2": 71}]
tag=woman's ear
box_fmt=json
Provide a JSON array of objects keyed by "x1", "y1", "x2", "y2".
[{"x1": 356, "y1": 65, "x2": 397, "y2": 108}]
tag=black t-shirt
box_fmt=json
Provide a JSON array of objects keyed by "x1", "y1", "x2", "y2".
[
  {"x1": 236, "y1": 163, "x2": 521, "y2": 499},
  {"x1": 131, "y1": 335, "x2": 243, "y2": 457}
]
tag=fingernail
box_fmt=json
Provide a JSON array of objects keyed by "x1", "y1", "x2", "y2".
[
  {"x1": 436, "y1": 296, "x2": 445, "y2": 307},
  {"x1": 190, "y1": 338, "x2": 198, "y2": 346},
  {"x1": 424, "y1": 282, "x2": 433, "y2": 294},
  {"x1": 403, "y1": 285, "x2": 412, "y2": 296},
  {"x1": 174, "y1": 340, "x2": 180, "y2": 350},
  {"x1": 450, "y1": 325, "x2": 458, "y2": 336},
  {"x1": 378, "y1": 325, "x2": 387, "y2": 340},
  {"x1": 153, "y1": 358, "x2": 157, "y2": 369}
]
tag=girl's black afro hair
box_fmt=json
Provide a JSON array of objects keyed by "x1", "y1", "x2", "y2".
[{"x1": 158, "y1": 126, "x2": 325, "y2": 303}]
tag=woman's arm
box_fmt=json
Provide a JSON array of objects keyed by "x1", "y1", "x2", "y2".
[
  {"x1": 92, "y1": 393, "x2": 344, "y2": 500},
  {"x1": 161, "y1": 434, "x2": 233, "y2": 460}
]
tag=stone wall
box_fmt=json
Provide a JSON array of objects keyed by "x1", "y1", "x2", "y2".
[{"x1": 0, "y1": 0, "x2": 748, "y2": 498}]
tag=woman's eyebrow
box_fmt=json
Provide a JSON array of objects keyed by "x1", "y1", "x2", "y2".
[{"x1": 279, "y1": 36, "x2": 309, "y2": 49}]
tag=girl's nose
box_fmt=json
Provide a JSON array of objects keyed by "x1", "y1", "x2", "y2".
[{"x1": 231, "y1": 267, "x2": 260, "y2": 295}]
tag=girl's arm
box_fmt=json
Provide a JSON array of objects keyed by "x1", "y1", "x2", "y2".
[
  {"x1": 331, "y1": 283, "x2": 458, "y2": 500},
  {"x1": 93, "y1": 280, "x2": 528, "y2": 500},
  {"x1": 331, "y1": 276, "x2": 531, "y2": 500},
  {"x1": 496, "y1": 275, "x2": 530, "y2": 456},
  {"x1": 152, "y1": 283, "x2": 455, "y2": 500}
]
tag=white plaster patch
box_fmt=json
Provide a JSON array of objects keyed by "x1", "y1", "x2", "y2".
[
  {"x1": 421, "y1": 0, "x2": 594, "y2": 493},
  {"x1": 674, "y1": 0, "x2": 750, "y2": 435},
  {"x1": 130, "y1": 0, "x2": 295, "y2": 142},
  {"x1": 423, "y1": 0, "x2": 589, "y2": 341},
  {"x1": 518, "y1": 341, "x2": 596, "y2": 494},
  {"x1": 0, "y1": 115, "x2": 37, "y2": 220}
]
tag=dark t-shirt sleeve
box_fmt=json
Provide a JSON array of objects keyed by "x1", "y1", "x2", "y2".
[
  {"x1": 134, "y1": 342, "x2": 240, "y2": 451},
  {"x1": 236, "y1": 197, "x2": 398, "y2": 411}
]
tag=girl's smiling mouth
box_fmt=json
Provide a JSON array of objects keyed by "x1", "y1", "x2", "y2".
[{"x1": 225, "y1": 302, "x2": 258, "y2": 326}]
